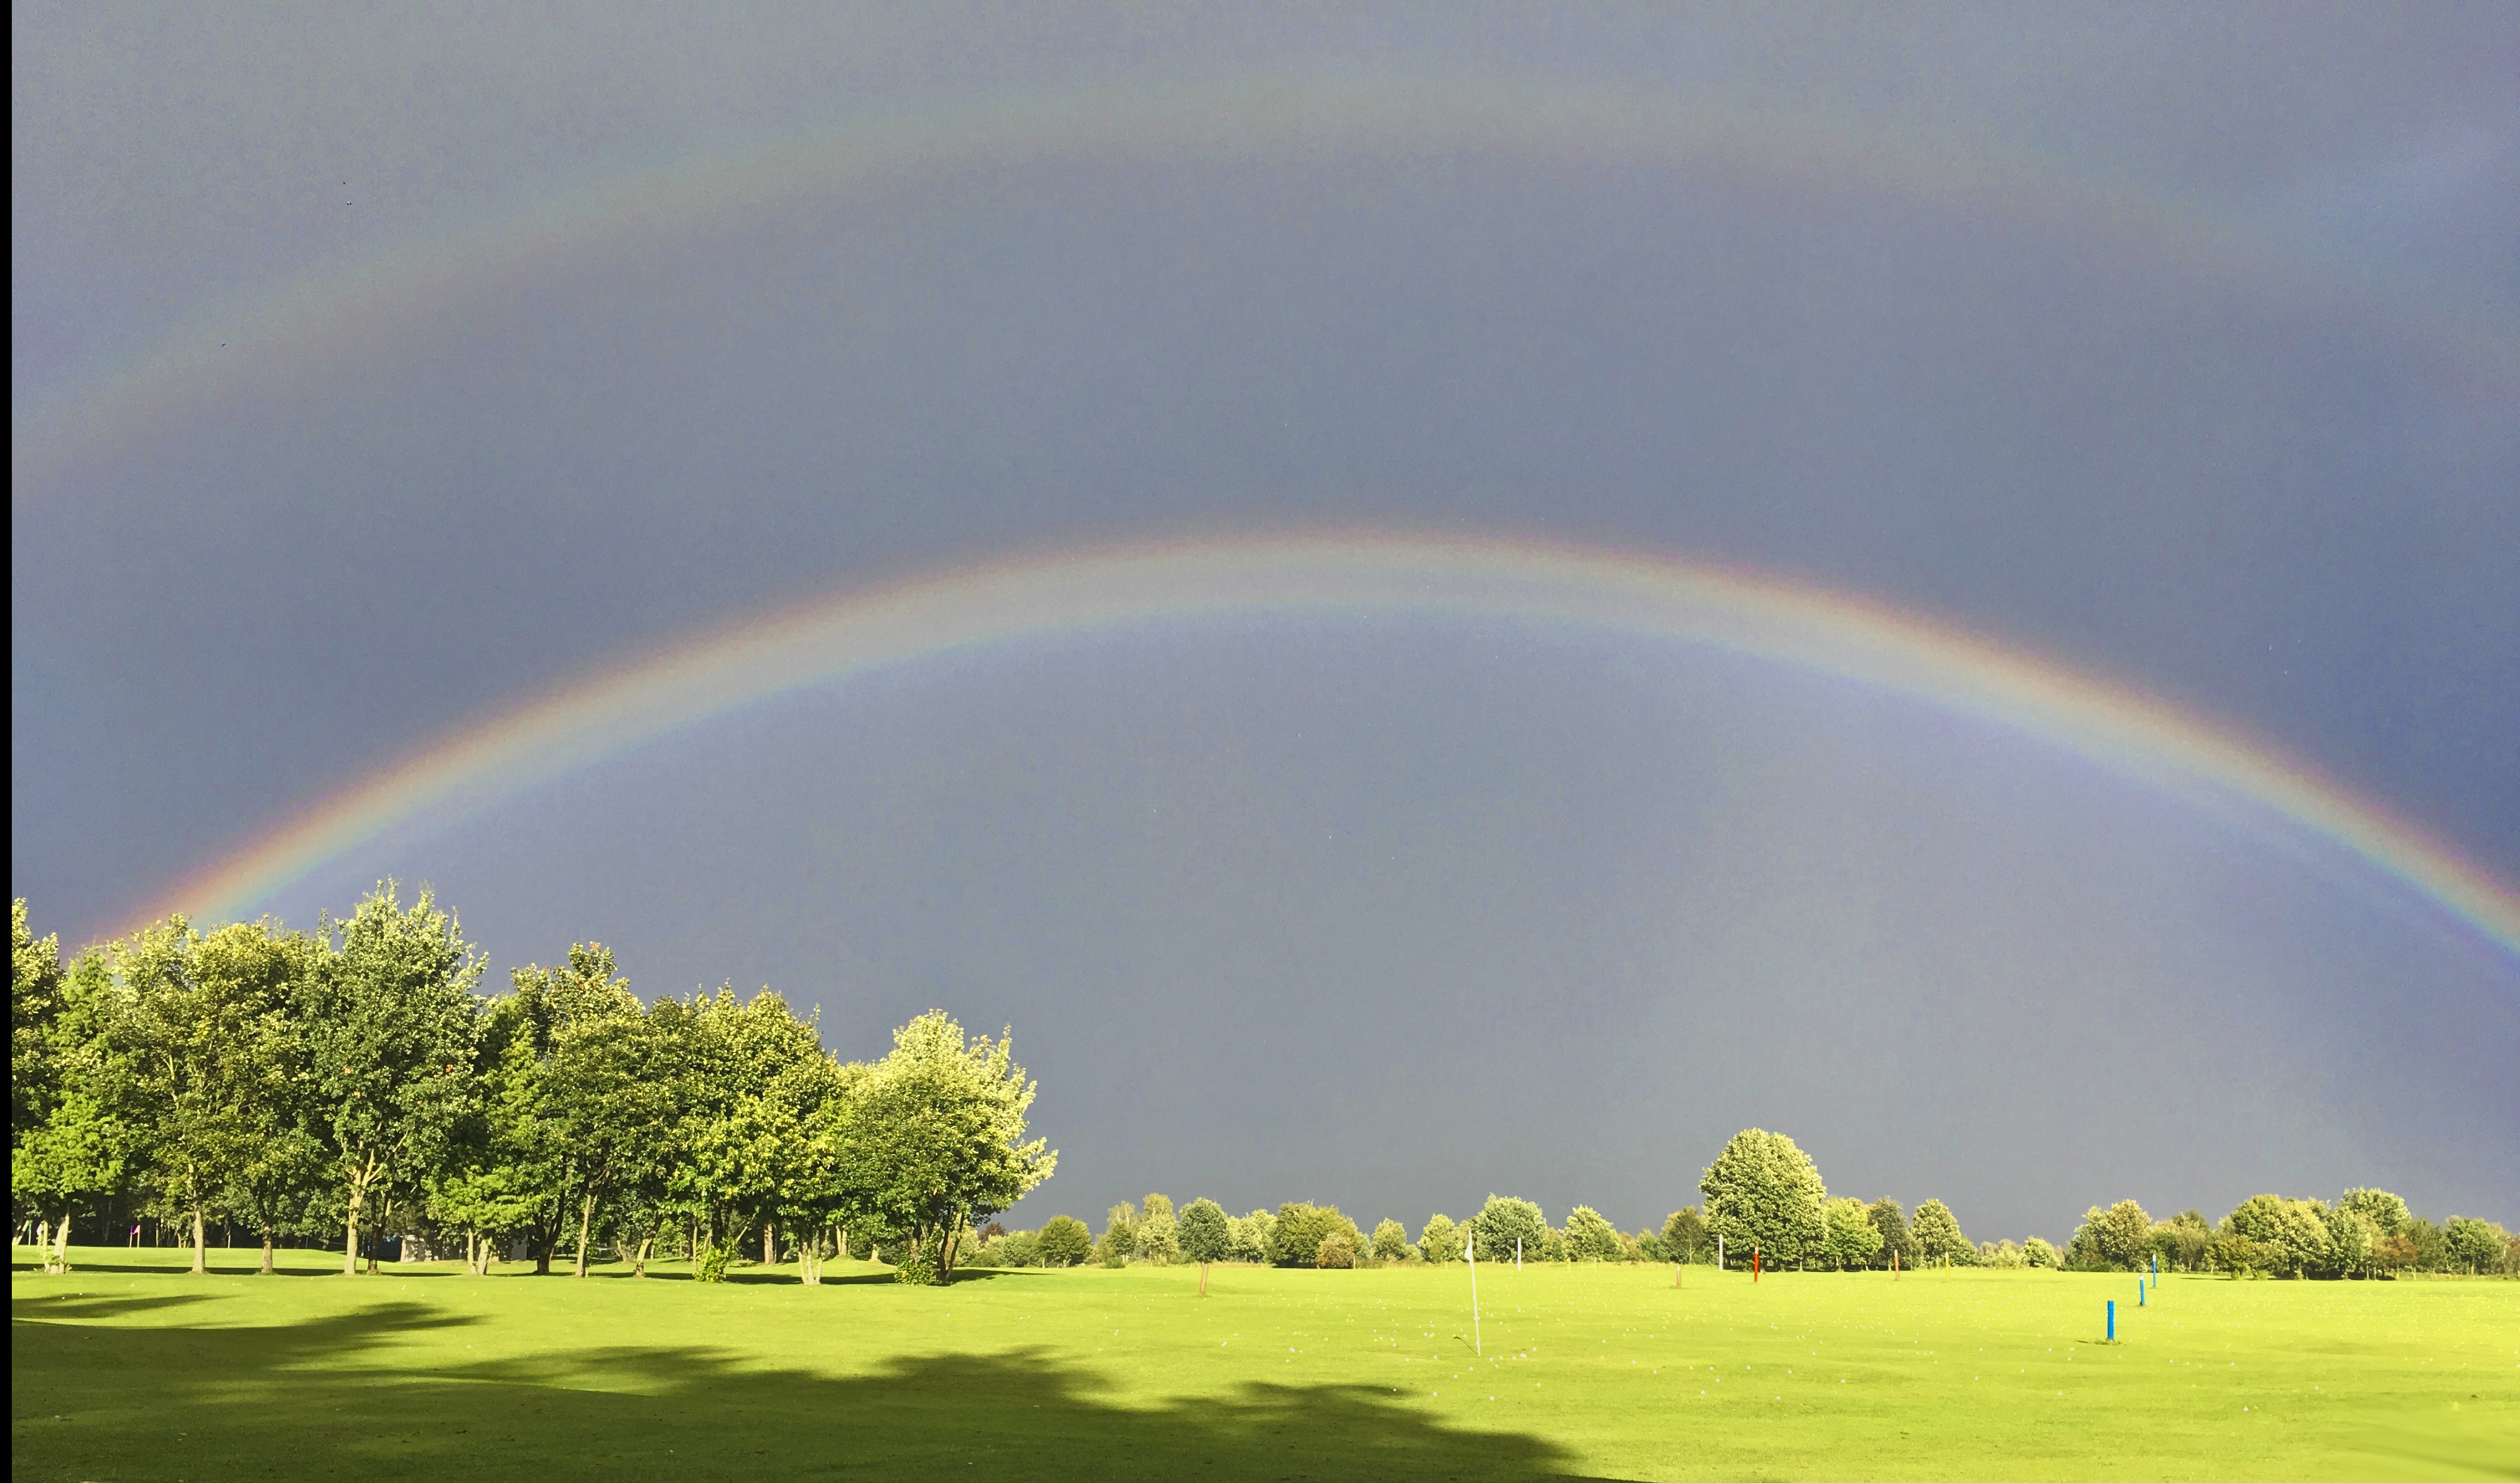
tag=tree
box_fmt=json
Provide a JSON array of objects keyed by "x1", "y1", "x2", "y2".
[
  {"x1": 1822, "y1": 1198, "x2": 1883, "y2": 1270},
  {"x1": 2021, "y1": 1235, "x2": 2062, "y2": 1268},
  {"x1": 839, "y1": 1011, "x2": 1054, "y2": 1283},
  {"x1": 1135, "y1": 1193, "x2": 1180, "y2": 1265},
  {"x1": 1370, "y1": 1217, "x2": 1412, "y2": 1262},
  {"x1": 12, "y1": 900, "x2": 67, "y2": 1146},
  {"x1": 1661, "y1": 1207, "x2": 1710, "y2": 1263},
  {"x1": 1417, "y1": 1212, "x2": 1464, "y2": 1265},
  {"x1": 2339, "y1": 1188, "x2": 2410, "y2": 1237},
  {"x1": 1098, "y1": 1201, "x2": 1140, "y2": 1264},
  {"x1": 1699, "y1": 1130, "x2": 1827, "y2": 1267},
  {"x1": 2067, "y1": 1199, "x2": 2150, "y2": 1270},
  {"x1": 1909, "y1": 1199, "x2": 1970, "y2": 1266},
  {"x1": 123, "y1": 918, "x2": 321, "y2": 1275},
  {"x1": 14, "y1": 949, "x2": 140, "y2": 1273},
  {"x1": 1179, "y1": 1197, "x2": 1233, "y2": 1274},
  {"x1": 2443, "y1": 1217, "x2": 2506, "y2": 1274},
  {"x1": 2221, "y1": 1195, "x2": 2330, "y2": 1278},
  {"x1": 1467, "y1": 1195, "x2": 1550, "y2": 1265},
  {"x1": 1036, "y1": 1214, "x2": 1092, "y2": 1267},
  {"x1": 1863, "y1": 1199, "x2": 1912, "y2": 1270},
  {"x1": 1270, "y1": 1202, "x2": 1359, "y2": 1267},
  {"x1": 2323, "y1": 1204, "x2": 2376, "y2": 1277},
  {"x1": 1564, "y1": 1206, "x2": 1626, "y2": 1262},
  {"x1": 299, "y1": 884, "x2": 483, "y2": 1275}
]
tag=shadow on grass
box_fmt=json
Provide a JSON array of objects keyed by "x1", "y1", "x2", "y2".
[{"x1": 13, "y1": 1292, "x2": 1620, "y2": 1482}]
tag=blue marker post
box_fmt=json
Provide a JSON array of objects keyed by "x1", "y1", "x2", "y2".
[
  {"x1": 2139, "y1": 1278, "x2": 2146, "y2": 1306},
  {"x1": 2107, "y1": 1300, "x2": 2116, "y2": 1342}
]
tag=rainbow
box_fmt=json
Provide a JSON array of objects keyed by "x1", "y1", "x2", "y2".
[
  {"x1": 134, "y1": 532, "x2": 2520, "y2": 955},
  {"x1": 17, "y1": 79, "x2": 2513, "y2": 484}
]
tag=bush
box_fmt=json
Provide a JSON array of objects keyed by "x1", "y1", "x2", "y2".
[
  {"x1": 1035, "y1": 1215, "x2": 1092, "y2": 1267},
  {"x1": 1316, "y1": 1232, "x2": 1357, "y2": 1268},
  {"x1": 893, "y1": 1252, "x2": 939, "y2": 1285}
]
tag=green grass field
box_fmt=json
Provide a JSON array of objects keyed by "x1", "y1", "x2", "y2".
[{"x1": 14, "y1": 1246, "x2": 2514, "y2": 1481}]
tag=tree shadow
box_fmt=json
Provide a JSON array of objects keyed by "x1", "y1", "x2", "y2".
[{"x1": 13, "y1": 1291, "x2": 1623, "y2": 1481}]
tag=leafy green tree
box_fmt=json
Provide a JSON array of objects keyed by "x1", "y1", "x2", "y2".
[
  {"x1": 2067, "y1": 1199, "x2": 2150, "y2": 1270},
  {"x1": 1036, "y1": 1214, "x2": 1092, "y2": 1267},
  {"x1": 1098, "y1": 1201, "x2": 1140, "y2": 1263},
  {"x1": 1863, "y1": 1199, "x2": 1912, "y2": 1269},
  {"x1": 299, "y1": 884, "x2": 483, "y2": 1275},
  {"x1": 1269, "y1": 1202, "x2": 1359, "y2": 1267},
  {"x1": 1231, "y1": 1209, "x2": 1277, "y2": 1263},
  {"x1": 1468, "y1": 1194, "x2": 1550, "y2": 1265},
  {"x1": 1909, "y1": 1199, "x2": 1970, "y2": 1266},
  {"x1": 2021, "y1": 1235, "x2": 2062, "y2": 1268},
  {"x1": 2147, "y1": 1211, "x2": 2211, "y2": 1274},
  {"x1": 123, "y1": 918, "x2": 322, "y2": 1274},
  {"x1": 2221, "y1": 1195, "x2": 2330, "y2": 1277},
  {"x1": 12, "y1": 900, "x2": 67, "y2": 1146},
  {"x1": 1822, "y1": 1197, "x2": 1883, "y2": 1270},
  {"x1": 2443, "y1": 1217, "x2": 2506, "y2": 1273},
  {"x1": 1135, "y1": 1193, "x2": 1180, "y2": 1265},
  {"x1": 1564, "y1": 1206, "x2": 1626, "y2": 1262},
  {"x1": 1179, "y1": 1197, "x2": 1233, "y2": 1268},
  {"x1": 1417, "y1": 1212, "x2": 1464, "y2": 1264},
  {"x1": 1660, "y1": 1207, "x2": 1710, "y2": 1263},
  {"x1": 1315, "y1": 1227, "x2": 1359, "y2": 1268},
  {"x1": 16, "y1": 949, "x2": 141, "y2": 1273},
  {"x1": 839, "y1": 1011, "x2": 1053, "y2": 1283},
  {"x1": 1699, "y1": 1130, "x2": 1827, "y2": 1267},
  {"x1": 2322, "y1": 1203, "x2": 2376, "y2": 1277},
  {"x1": 2339, "y1": 1188, "x2": 2410, "y2": 1237},
  {"x1": 1370, "y1": 1217, "x2": 1412, "y2": 1263}
]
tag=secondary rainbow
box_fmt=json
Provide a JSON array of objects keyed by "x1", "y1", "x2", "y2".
[
  {"x1": 134, "y1": 532, "x2": 2520, "y2": 956},
  {"x1": 19, "y1": 79, "x2": 2513, "y2": 485}
]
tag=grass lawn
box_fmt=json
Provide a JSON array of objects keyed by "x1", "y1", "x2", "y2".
[{"x1": 14, "y1": 1246, "x2": 2514, "y2": 1480}]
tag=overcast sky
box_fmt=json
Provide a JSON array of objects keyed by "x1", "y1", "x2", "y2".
[{"x1": 13, "y1": 3, "x2": 2518, "y2": 1239}]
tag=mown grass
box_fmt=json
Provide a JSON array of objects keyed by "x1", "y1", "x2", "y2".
[{"x1": 13, "y1": 1245, "x2": 2514, "y2": 1480}]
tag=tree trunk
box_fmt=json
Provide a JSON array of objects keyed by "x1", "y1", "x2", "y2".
[
  {"x1": 191, "y1": 1205, "x2": 207, "y2": 1275},
  {"x1": 575, "y1": 1192, "x2": 596, "y2": 1278},
  {"x1": 764, "y1": 1224, "x2": 776, "y2": 1270},
  {"x1": 343, "y1": 1178, "x2": 365, "y2": 1275},
  {"x1": 257, "y1": 1229, "x2": 274, "y2": 1275},
  {"x1": 633, "y1": 1235, "x2": 651, "y2": 1278}
]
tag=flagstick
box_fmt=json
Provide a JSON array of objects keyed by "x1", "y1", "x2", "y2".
[{"x1": 1467, "y1": 1227, "x2": 1482, "y2": 1356}]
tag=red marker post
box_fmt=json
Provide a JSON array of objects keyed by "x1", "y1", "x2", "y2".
[{"x1": 1753, "y1": 1248, "x2": 1761, "y2": 1282}]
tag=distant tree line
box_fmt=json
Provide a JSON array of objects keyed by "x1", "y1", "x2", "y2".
[
  {"x1": 12, "y1": 893, "x2": 1052, "y2": 1284},
  {"x1": 966, "y1": 1127, "x2": 2516, "y2": 1280}
]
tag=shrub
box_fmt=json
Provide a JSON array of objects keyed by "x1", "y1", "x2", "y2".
[
  {"x1": 1316, "y1": 1232, "x2": 1357, "y2": 1268},
  {"x1": 893, "y1": 1252, "x2": 939, "y2": 1285}
]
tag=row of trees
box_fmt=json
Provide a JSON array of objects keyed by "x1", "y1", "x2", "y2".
[
  {"x1": 962, "y1": 1128, "x2": 2516, "y2": 1280},
  {"x1": 12, "y1": 894, "x2": 1053, "y2": 1283}
]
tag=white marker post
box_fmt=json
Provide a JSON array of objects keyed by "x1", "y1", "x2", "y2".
[
  {"x1": 1718, "y1": 1234, "x2": 1725, "y2": 1271},
  {"x1": 1515, "y1": 1237, "x2": 1522, "y2": 1271},
  {"x1": 1467, "y1": 1227, "x2": 1482, "y2": 1355}
]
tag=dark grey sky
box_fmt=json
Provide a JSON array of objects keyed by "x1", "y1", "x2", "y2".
[{"x1": 12, "y1": 4, "x2": 2518, "y2": 1240}]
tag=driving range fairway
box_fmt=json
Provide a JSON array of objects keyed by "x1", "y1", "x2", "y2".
[{"x1": 14, "y1": 1248, "x2": 2514, "y2": 1480}]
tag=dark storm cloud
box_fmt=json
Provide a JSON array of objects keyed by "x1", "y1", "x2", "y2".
[{"x1": 12, "y1": 5, "x2": 2518, "y2": 1234}]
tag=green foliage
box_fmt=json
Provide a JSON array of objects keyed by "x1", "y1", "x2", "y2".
[
  {"x1": 1229, "y1": 1209, "x2": 1275, "y2": 1263},
  {"x1": 2068, "y1": 1199, "x2": 2151, "y2": 1270},
  {"x1": 1416, "y1": 1212, "x2": 1464, "y2": 1264},
  {"x1": 1699, "y1": 1130, "x2": 1827, "y2": 1266},
  {"x1": 1314, "y1": 1230, "x2": 1357, "y2": 1268},
  {"x1": 2221, "y1": 1195, "x2": 2330, "y2": 1277},
  {"x1": 837, "y1": 1011, "x2": 1050, "y2": 1281},
  {"x1": 1467, "y1": 1194, "x2": 1548, "y2": 1264},
  {"x1": 1098, "y1": 1201, "x2": 1138, "y2": 1263},
  {"x1": 1563, "y1": 1206, "x2": 1626, "y2": 1262},
  {"x1": 1268, "y1": 1202, "x2": 1359, "y2": 1267},
  {"x1": 1660, "y1": 1207, "x2": 1709, "y2": 1263},
  {"x1": 2443, "y1": 1217, "x2": 2506, "y2": 1273},
  {"x1": 1370, "y1": 1218, "x2": 1411, "y2": 1263},
  {"x1": 1864, "y1": 1199, "x2": 1912, "y2": 1269},
  {"x1": 1909, "y1": 1199, "x2": 1969, "y2": 1265},
  {"x1": 1035, "y1": 1215, "x2": 1092, "y2": 1267},
  {"x1": 2323, "y1": 1204, "x2": 2376, "y2": 1276},
  {"x1": 2340, "y1": 1188, "x2": 2410, "y2": 1237},
  {"x1": 2020, "y1": 1235, "x2": 2062, "y2": 1269},
  {"x1": 2148, "y1": 1211, "x2": 2211, "y2": 1273},
  {"x1": 1135, "y1": 1194, "x2": 1180, "y2": 1265},
  {"x1": 1178, "y1": 1198, "x2": 1232, "y2": 1264},
  {"x1": 1821, "y1": 1197, "x2": 1883, "y2": 1270},
  {"x1": 300, "y1": 883, "x2": 484, "y2": 1273}
]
